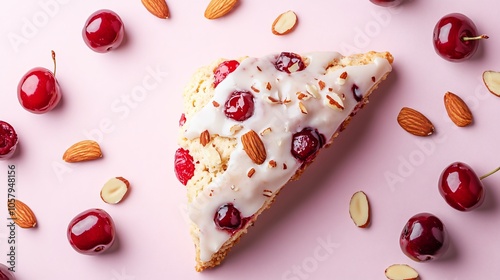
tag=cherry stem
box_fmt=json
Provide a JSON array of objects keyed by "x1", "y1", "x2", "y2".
[
  {"x1": 480, "y1": 167, "x2": 500, "y2": 180},
  {"x1": 462, "y1": 34, "x2": 489, "y2": 42},
  {"x1": 51, "y1": 50, "x2": 57, "y2": 76}
]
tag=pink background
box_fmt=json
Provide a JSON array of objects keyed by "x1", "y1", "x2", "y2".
[{"x1": 1, "y1": 0, "x2": 500, "y2": 279}]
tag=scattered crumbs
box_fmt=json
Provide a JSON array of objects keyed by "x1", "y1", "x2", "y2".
[
  {"x1": 268, "y1": 160, "x2": 277, "y2": 168},
  {"x1": 318, "y1": 80, "x2": 326, "y2": 90},
  {"x1": 212, "y1": 101, "x2": 220, "y2": 107},
  {"x1": 247, "y1": 168, "x2": 256, "y2": 178},
  {"x1": 371, "y1": 76, "x2": 376, "y2": 82},
  {"x1": 251, "y1": 85, "x2": 260, "y2": 93},
  {"x1": 283, "y1": 163, "x2": 288, "y2": 170}
]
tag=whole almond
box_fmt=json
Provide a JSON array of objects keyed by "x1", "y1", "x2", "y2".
[
  {"x1": 204, "y1": 0, "x2": 238, "y2": 19},
  {"x1": 63, "y1": 140, "x2": 103, "y2": 162},
  {"x1": 241, "y1": 130, "x2": 267, "y2": 165},
  {"x1": 142, "y1": 0, "x2": 170, "y2": 19},
  {"x1": 8, "y1": 199, "x2": 37, "y2": 228},
  {"x1": 444, "y1": 91, "x2": 473, "y2": 127},
  {"x1": 397, "y1": 107, "x2": 435, "y2": 136},
  {"x1": 272, "y1": 10, "x2": 298, "y2": 35}
]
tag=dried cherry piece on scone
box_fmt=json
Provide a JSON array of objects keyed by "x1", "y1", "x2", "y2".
[
  {"x1": 213, "y1": 60, "x2": 240, "y2": 88},
  {"x1": 179, "y1": 113, "x2": 186, "y2": 127},
  {"x1": 275, "y1": 52, "x2": 306, "y2": 73},
  {"x1": 214, "y1": 203, "x2": 242, "y2": 231},
  {"x1": 174, "y1": 148, "x2": 195, "y2": 185},
  {"x1": 291, "y1": 127, "x2": 325, "y2": 162},
  {"x1": 224, "y1": 90, "x2": 255, "y2": 121},
  {"x1": 0, "y1": 121, "x2": 19, "y2": 160}
]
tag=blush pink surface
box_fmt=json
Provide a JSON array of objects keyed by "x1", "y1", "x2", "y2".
[{"x1": 1, "y1": 0, "x2": 500, "y2": 279}]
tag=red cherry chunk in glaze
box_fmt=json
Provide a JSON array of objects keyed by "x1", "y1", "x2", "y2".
[
  {"x1": 179, "y1": 113, "x2": 186, "y2": 127},
  {"x1": 214, "y1": 203, "x2": 242, "y2": 231},
  {"x1": 224, "y1": 91, "x2": 255, "y2": 121},
  {"x1": 291, "y1": 127, "x2": 324, "y2": 162},
  {"x1": 0, "y1": 121, "x2": 18, "y2": 160},
  {"x1": 438, "y1": 161, "x2": 485, "y2": 211},
  {"x1": 214, "y1": 60, "x2": 240, "y2": 88},
  {"x1": 174, "y1": 148, "x2": 195, "y2": 185},
  {"x1": 275, "y1": 52, "x2": 306, "y2": 73}
]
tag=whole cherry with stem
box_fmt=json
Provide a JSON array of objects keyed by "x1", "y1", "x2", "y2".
[
  {"x1": 438, "y1": 161, "x2": 500, "y2": 211},
  {"x1": 369, "y1": 0, "x2": 404, "y2": 7},
  {"x1": 17, "y1": 50, "x2": 61, "y2": 114},
  {"x1": 433, "y1": 13, "x2": 488, "y2": 62}
]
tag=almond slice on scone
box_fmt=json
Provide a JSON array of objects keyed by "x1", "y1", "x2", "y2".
[{"x1": 177, "y1": 51, "x2": 393, "y2": 271}]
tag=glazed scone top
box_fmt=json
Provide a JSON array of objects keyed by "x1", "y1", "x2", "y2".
[{"x1": 182, "y1": 52, "x2": 392, "y2": 262}]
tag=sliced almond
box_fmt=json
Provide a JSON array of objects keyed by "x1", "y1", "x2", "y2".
[
  {"x1": 385, "y1": 264, "x2": 419, "y2": 280},
  {"x1": 444, "y1": 91, "x2": 473, "y2": 127},
  {"x1": 100, "y1": 177, "x2": 130, "y2": 204},
  {"x1": 483, "y1": 70, "x2": 500, "y2": 97},
  {"x1": 63, "y1": 140, "x2": 103, "y2": 162},
  {"x1": 397, "y1": 107, "x2": 435, "y2": 137},
  {"x1": 349, "y1": 191, "x2": 370, "y2": 228},
  {"x1": 141, "y1": 0, "x2": 170, "y2": 19},
  {"x1": 241, "y1": 130, "x2": 267, "y2": 165},
  {"x1": 8, "y1": 199, "x2": 37, "y2": 228},
  {"x1": 325, "y1": 94, "x2": 345, "y2": 111},
  {"x1": 272, "y1": 10, "x2": 298, "y2": 35},
  {"x1": 204, "y1": 0, "x2": 238, "y2": 19}
]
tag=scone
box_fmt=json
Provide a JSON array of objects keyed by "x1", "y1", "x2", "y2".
[{"x1": 175, "y1": 51, "x2": 393, "y2": 271}]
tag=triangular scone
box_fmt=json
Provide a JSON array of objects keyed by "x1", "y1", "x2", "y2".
[{"x1": 177, "y1": 51, "x2": 393, "y2": 271}]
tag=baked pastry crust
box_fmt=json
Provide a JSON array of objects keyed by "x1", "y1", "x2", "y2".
[{"x1": 177, "y1": 51, "x2": 393, "y2": 271}]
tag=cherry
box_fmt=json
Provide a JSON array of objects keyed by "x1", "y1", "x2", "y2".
[
  {"x1": 179, "y1": 113, "x2": 186, "y2": 126},
  {"x1": 291, "y1": 127, "x2": 324, "y2": 162},
  {"x1": 214, "y1": 203, "x2": 242, "y2": 231},
  {"x1": 17, "y1": 51, "x2": 61, "y2": 114},
  {"x1": 224, "y1": 91, "x2": 255, "y2": 121},
  {"x1": 400, "y1": 213, "x2": 449, "y2": 262},
  {"x1": 174, "y1": 148, "x2": 195, "y2": 185},
  {"x1": 0, "y1": 263, "x2": 15, "y2": 280},
  {"x1": 0, "y1": 121, "x2": 18, "y2": 160},
  {"x1": 437, "y1": 161, "x2": 500, "y2": 211},
  {"x1": 67, "y1": 208, "x2": 116, "y2": 255},
  {"x1": 369, "y1": 0, "x2": 404, "y2": 7},
  {"x1": 82, "y1": 9, "x2": 125, "y2": 53},
  {"x1": 214, "y1": 60, "x2": 240, "y2": 88},
  {"x1": 433, "y1": 13, "x2": 488, "y2": 62},
  {"x1": 275, "y1": 52, "x2": 306, "y2": 73}
]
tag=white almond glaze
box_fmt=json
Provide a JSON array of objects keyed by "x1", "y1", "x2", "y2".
[{"x1": 184, "y1": 52, "x2": 392, "y2": 262}]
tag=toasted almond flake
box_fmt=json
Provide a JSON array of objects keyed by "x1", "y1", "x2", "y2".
[
  {"x1": 296, "y1": 92, "x2": 310, "y2": 101},
  {"x1": 230, "y1": 124, "x2": 243, "y2": 134},
  {"x1": 283, "y1": 98, "x2": 292, "y2": 105},
  {"x1": 268, "y1": 160, "x2": 277, "y2": 168},
  {"x1": 260, "y1": 127, "x2": 272, "y2": 136},
  {"x1": 247, "y1": 168, "x2": 256, "y2": 178},
  {"x1": 340, "y1": 71, "x2": 348, "y2": 79},
  {"x1": 306, "y1": 84, "x2": 320, "y2": 98},
  {"x1": 251, "y1": 85, "x2": 260, "y2": 93},
  {"x1": 325, "y1": 94, "x2": 345, "y2": 111},
  {"x1": 212, "y1": 101, "x2": 220, "y2": 107},
  {"x1": 267, "y1": 96, "x2": 280, "y2": 104},
  {"x1": 200, "y1": 130, "x2": 211, "y2": 146},
  {"x1": 328, "y1": 87, "x2": 333, "y2": 92},
  {"x1": 299, "y1": 102, "x2": 308, "y2": 114},
  {"x1": 263, "y1": 189, "x2": 273, "y2": 197},
  {"x1": 266, "y1": 82, "x2": 272, "y2": 90},
  {"x1": 288, "y1": 63, "x2": 300, "y2": 73},
  {"x1": 318, "y1": 80, "x2": 326, "y2": 90}
]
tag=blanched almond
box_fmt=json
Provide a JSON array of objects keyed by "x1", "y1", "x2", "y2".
[
  {"x1": 100, "y1": 177, "x2": 130, "y2": 204},
  {"x1": 385, "y1": 264, "x2": 419, "y2": 280},
  {"x1": 349, "y1": 191, "x2": 370, "y2": 228},
  {"x1": 272, "y1": 10, "x2": 298, "y2": 35}
]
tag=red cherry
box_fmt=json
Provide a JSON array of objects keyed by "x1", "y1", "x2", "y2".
[
  {"x1": 433, "y1": 13, "x2": 488, "y2": 62},
  {"x1": 275, "y1": 52, "x2": 306, "y2": 73},
  {"x1": 67, "y1": 209, "x2": 116, "y2": 255},
  {"x1": 82, "y1": 9, "x2": 125, "y2": 53},
  {"x1": 214, "y1": 60, "x2": 240, "y2": 88},
  {"x1": 17, "y1": 51, "x2": 61, "y2": 114},
  {"x1": 214, "y1": 203, "x2": 242, "y2": 231},
  {"x1": 400, "y1": 213, "x2": 449, "y2": 262},
  {"x1": 369, "y1": 0, "x2": 404, "y2": 7},
  {"x1": 438, "y1": 162, "x2": 487, "y2": 211},
  {"x1": 0, "y1": 121, "x2": 18, "y2": 160},
  {"x1": 0, "y1": 263, "x2": 15, "y2": 280},
  {"x1": 179, "y1": 113, "x2": 186, "y2": 127},
  {"x1": 291, "y1": 127, "x2": 324, "y2": 162},
  {"x1": 224, "y1": 91, "x2": 255, "y2": 121},
  {"x1": 174, "y1": 148, "x2": 195, "y2": 185}
]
